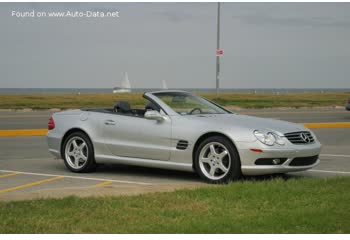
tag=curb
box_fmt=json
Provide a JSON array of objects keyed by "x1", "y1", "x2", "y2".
[
  {"x1": 303, "y1": 122, "x2": 350, "y2": 129},
  {"x1": 0, "y1": 129, "x2": 48, "y2": 137}
]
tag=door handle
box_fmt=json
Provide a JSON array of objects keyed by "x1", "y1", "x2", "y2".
[{"x1": 104, "y1": 120, "x2": 116, "y2": 125}]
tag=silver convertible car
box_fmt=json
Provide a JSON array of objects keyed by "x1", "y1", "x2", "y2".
[{"x1": 47, "y1": 90, "x2": 321, "y2": 183}]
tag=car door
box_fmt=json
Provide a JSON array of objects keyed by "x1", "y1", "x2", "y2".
[{"x1": 101, "y1": 112, "x2": 172, "y2": 161}]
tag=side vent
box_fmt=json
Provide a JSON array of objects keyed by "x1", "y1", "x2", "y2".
[{"x1": 176, "y1": 140, "x2": 189, "y2": 150}]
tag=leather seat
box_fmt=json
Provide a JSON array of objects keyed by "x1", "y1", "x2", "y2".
[{"x1": 114, "y1": 101, "x2": 130, "y2": 113}]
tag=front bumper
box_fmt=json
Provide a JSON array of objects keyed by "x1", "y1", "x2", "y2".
[{"x1": 237, "y1": 141, "x2": 322, "y2": 176}]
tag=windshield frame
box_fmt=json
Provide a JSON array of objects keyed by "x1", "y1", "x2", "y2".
[{"x1": 151, "y1": 91, "x2": 232, "y2": 116}]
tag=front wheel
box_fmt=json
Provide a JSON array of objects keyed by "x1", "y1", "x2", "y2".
[
  {"x1": 62, "y1": 131, "x2": 96, "y2": 173},
  {"x1": 194, "y1": 136, "x2": 241, "y2": 184}
]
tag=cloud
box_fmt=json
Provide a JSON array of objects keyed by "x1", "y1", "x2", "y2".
[
  {"x1": 152, "y1": 10, "x2": 195, "y2": 23},
  {"x1": 232, "y1": 13, "x2": 350, "y2": 28},
  {"x1": 149, "y1": 3, "x2": 214, "y2": 23}
]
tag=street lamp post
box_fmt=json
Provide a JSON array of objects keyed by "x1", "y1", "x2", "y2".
[{"x1": 216, "y1": 2, "x2": 221, "y2": 95}]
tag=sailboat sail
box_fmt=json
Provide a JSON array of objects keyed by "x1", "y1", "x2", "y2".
[
  {"x1": 113, "y1": 72, "x2": 131, "y2": 93},
  {"x1": 162, "y1": 80, "x2": 168, "y2": 90},
  {"x1": 121, "y1": 72, "x2": 131, "y2": 89}
]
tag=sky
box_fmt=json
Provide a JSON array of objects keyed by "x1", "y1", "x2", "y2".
[{"x1": 0, "y1": 2, "x2": 350, "y2": 89}]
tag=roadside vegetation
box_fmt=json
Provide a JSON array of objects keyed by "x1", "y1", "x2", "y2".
[
  {"x1": 0, "y1": 177, "x2": 349, "y2": 233},
  {"x1": 0, "y1": 92, "x2": 348, "y2": 110}
]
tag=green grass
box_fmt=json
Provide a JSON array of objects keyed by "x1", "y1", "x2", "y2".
[
  {"x1": 0, "y1": 177, "x2": 349, "y2": 233},
  {"x1": 0, "y1": 93, "x2": 348, "y2": 110}
]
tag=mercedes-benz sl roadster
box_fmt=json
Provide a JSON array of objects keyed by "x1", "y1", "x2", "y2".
[{"x1": 47, "y1": 90, "x2": 321, "y2": 183}]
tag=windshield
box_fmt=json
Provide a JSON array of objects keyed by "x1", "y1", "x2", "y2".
[{"x1": 153, "y1": 92, "x2": 230, "y2": 115}]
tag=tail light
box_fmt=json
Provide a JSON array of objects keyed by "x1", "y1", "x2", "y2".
[{"x1": 48, "y1": 117, "x2": 55, "y2": 130}]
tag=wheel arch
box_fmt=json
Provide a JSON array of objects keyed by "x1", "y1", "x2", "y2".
[
  {"x1": 60, "y1": 128, "x2": 94, "y2": 158},
  {"x1": 192, "y1": 131, "x2": 240, "y2": 169}
]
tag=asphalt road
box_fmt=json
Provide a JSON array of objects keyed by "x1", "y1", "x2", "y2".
[
  {"x1": 0, "y1": 109, "x2": 349, "y2": 201},
  {"x1": 0, "y1": 108, "x2": 349, "y2": 129}
]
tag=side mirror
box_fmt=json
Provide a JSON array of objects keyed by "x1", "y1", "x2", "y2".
[{"x1": 144, "y1": 110, "x2": 166, "y2": 121}]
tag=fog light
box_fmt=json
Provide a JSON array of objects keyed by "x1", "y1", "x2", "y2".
[{"x1": 272, "y1": 159, "x2": 281, "y2": 165}]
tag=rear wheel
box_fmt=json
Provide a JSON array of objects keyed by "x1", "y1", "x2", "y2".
[
  {"x1": 62, "y1": 132, "x2": 96, "y2": 173},
  {"x1": 194, "y1": 136, "x2": 241, "y2": 184}
]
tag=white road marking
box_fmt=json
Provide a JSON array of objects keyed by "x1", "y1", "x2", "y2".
[
  {"x1": 0, "y1": 169, "x2": 153, "y2": 186},
  {"x1": 6, "y1": 158, "x2": 54, "y2": 161},
  {"x1": 2, "y1": 154, "x2": 350, "y2": 182},
  {"x1": 320, "y1": 154, "x2": 350, "y2": 158},
  {"x1": 309, "y1": 170, "x2": 350, "y2": 174}
]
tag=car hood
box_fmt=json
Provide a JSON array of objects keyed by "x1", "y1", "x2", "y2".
[{"x1": 191, "y1": 114, "x2": 307, "y2": 135}]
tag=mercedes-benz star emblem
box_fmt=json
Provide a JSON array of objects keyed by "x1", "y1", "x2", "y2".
[{"x1": 300, "y1": 133, "x2": 310, "y2": 143}]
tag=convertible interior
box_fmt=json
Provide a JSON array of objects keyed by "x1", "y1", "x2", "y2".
[
  {"x1": 83, "y1": 93, "x2": 223, "y2": 117},
  {"x1": 112, "y1": 101, "x2": 160, "y2": 117},
  {"x1": 83, "y1": 100, "x2": 160, "y2": 118}
]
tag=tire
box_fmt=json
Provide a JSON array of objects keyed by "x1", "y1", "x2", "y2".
[
  {"x1": 62, "y1": 131, "x2": 96, "y2": 173},
  {"x1": 194, "y1": 135, "x2": 241, "y2": 184}
]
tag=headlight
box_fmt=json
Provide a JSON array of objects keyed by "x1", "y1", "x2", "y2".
[
  {"x1": 309, "y1": 130, "x2": 317, "y2": 141},
  {"x1": 254, "y1": 130, "x2": 285, "y2": 146}
]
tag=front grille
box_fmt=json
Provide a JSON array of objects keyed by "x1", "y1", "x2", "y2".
[
  {"x1": 176, "y1": 140, "x2": 189, "y2": 150},
  {"x1": 284, "y1": 131, "x2": 315, "y2": 144},
  {"x1": 289, "y1": 155, "x2": 318, "y2": 166}
]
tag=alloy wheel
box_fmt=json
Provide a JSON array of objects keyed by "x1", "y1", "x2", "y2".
[
  {"x1": 198, "y1": 142, "x2": 231, "y2": 180},
  {"x1": 65, "y1": 136, "x2": 89, "y2": 170}
]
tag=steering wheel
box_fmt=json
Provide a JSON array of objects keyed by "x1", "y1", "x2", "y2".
[{"x1": 189, "y1": 107, "x2": 202, "y2": 115}]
